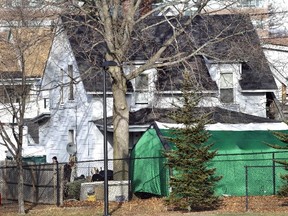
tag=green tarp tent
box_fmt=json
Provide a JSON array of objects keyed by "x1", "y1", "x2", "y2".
[{"x1": 130, "y1": 122, "x2": 288, "y2": 197}]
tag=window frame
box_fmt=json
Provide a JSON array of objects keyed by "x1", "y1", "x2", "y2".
[
  {"x1": 134, "y1": 73, "x2": 149, "y2": 104},
  {"x1": 237, "y1": 0, "x2": 263, "y2": 8},
  {"x1": 68, "y1": 65, "x2": 74, "y2": 101},
  {"x1": 219, "y1": 71, "x2": 234, "y2": 104}
]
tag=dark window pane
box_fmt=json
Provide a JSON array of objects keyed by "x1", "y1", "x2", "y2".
[{"x1": 220, "y1": 88, "x2": 234, "y2": 103}]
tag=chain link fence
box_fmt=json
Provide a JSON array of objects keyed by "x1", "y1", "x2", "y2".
[
  {"x1": 0, "y1": 159, "x2": 117, "y2": 205},
  {"x1": 1, "y1": 152, "x2": 288, "y2": 210},
  {"x1": 245, "y1": 164, "x2": 287, "y2": 211}
]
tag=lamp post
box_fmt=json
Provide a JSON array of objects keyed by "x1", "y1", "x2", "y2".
[{"x1": 101, "y1": 60, "x2": 117, "y2": 216}]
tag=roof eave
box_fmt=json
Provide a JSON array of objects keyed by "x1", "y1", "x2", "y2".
[{"x1": 95, "y1": 123, "x2": 150, "y2": 132}]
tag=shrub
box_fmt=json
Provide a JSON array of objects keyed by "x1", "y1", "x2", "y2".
[{"x1": 64, "y1": 179, "x2": 86, "y2": 200}]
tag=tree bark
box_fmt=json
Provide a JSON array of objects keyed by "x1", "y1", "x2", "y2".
[
  {"x1": 17, "y1": 157, "x2": 25, "y2": 214},
  {"x1": 110, "y1": 66, "x2": 129, "y2": 180}
]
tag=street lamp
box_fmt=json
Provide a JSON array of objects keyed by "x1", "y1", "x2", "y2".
[{"x1": 101, "y1": 60, "x2": 117, "y2": 216}]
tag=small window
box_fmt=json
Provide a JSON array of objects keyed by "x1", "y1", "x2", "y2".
[
  {"x1": 68, "y1": 65, "x2": 74, "y2": 100},
  {"x1": 68, "y1": 129, "x2": 75, "y2": 144},
  {"x1": 6, "y1": 0, "x2": 43, "y2": 8},
  {"x1": 134, "y1": 73, "x2": 149, "y2": 104},
  {"x1": 220, "y1": 72, "x2": 234, "y2": 103},
  {"x1": 29, "y1": 0, "x2": 43, "y2": 7},
  {"x1": 0, "y1": 86, "x2": 25, "y2": 104},
  {"x1": 44, "y1": 98, "x2": 49, "y2": 109},
  {"x1": 237, "y1": 0, "x2": 263, "y2": 7},
  {"x1": 135, "y1": 74, "x2": 149, "y2": 92},
  {"x1": 60, "y1": 68, "x2": 64, "y2": 104}
]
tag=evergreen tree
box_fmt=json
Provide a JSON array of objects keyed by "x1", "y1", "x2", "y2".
[
  {"x1": 164, "y1": 70, "x2": 222, "y2": 211},
  {"x1": 269, "y1": 131, "x2": 288, "y2": 196}
]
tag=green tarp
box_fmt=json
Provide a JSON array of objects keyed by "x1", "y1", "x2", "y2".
[
  {"x1": 22, "y1": 155, "x2": 46, "y2": 164},
  {"x1": 130, "y1": 127, "x2": 288, "y2": 197}
]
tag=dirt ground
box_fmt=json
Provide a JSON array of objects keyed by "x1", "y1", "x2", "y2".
[{"x1": 2, "y1": 196, "x2": 288, "y2": 215}]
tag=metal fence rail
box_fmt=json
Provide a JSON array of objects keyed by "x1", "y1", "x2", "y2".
[{"x1": 0, "y1": 151, "x2": 288, "y2": 210}]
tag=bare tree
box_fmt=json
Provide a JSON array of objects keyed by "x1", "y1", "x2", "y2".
[
  {"x1": 59, "y1": 0, "x2": 279, "y2": 181},
  {"x1": 60, "y1": 0, "x2": 214, "y2": 180},
  {"x1": 0, "y1": 1, "x2": 55, "y2": 214}
]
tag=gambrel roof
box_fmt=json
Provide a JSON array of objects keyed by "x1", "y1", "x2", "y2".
[{"x1": 62, "y1": 13, "x2": 276, "y2": 92}]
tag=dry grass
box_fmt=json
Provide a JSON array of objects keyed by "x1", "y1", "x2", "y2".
[{"x1": 2, "y1": 196, "x2": 288, "y2": 216}]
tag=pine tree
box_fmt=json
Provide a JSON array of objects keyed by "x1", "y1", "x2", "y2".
[
  {"x1": 164, "y1": 70, "x2": 222, "y2": 211},
  {"x1": 269, "y1": 131, "x2": 288, "y2": 196}
]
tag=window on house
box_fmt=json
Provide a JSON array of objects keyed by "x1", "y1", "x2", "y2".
[
  {"x1": 5, "y1": 0, "x2": 43, "y2": 7},
  {"x1": 237, "y1": 0, "x2": 263, "y2": 7},
  {"x1": 252, "y1": 19, "x2": 265, "y2": 29},
  {"x1": 68, "y1": 65, "x2": 74, "y2": 100},
  {"x1": 135, "y1": 74, "x2": 149, "y2": 91},
  {"x1": 68, "y1": 129, "x2": 75, "y2": 145},
  {"x1": 0, "y1": 86, "x2": 24, "y2": 104},
  {"x1": 3, "y1": 87, "x2": 17, "y2": 103},
  {"x1": 29, "y1": 0, "x2": 43, "y2": 7},
  {"x1": 219, "y1": 72, "x2": 234, "y2": 103},
  {"x1": 135, "y1": 73, "x2": 149, "y2": 104},
  {"x1": 44, "y1": 98, "x2": 49, "y2": 109},
  {"x1": 60, "y1": 68, "x2": 64, "y2": 104}
]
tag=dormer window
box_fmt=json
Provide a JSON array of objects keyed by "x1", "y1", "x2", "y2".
[
  {"x1": 135, "y1": 73, "x2": 149, "y2": 104},
  {"x1": 219, "y1": 72, "x2": 234, "y2": 103}
]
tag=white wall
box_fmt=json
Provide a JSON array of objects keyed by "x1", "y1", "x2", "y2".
[
  {"x1": 263, "y1": 44, "x2": 288, "y2": 103},
  {"x1": 40, "y1": 26, "x2": 113, "y2": 167}
]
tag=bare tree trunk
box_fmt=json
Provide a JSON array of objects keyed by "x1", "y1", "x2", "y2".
[
  {"x1": 111, "y1": 66, "x2": 129, "y2": 180},
  {"x1": 17, "y1": 158, "x2": 25, "y2": 214}
]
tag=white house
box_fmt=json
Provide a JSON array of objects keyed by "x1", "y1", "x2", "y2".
[
  {"x1": 0, "y1": 3, "x2": 284, "y2": 179},
  {"x1": 0, "y1": 27, "x2": 53, "y2": 161},
  {"x1": 25, "y1": 13, "x2": 280, "y2": 178}
]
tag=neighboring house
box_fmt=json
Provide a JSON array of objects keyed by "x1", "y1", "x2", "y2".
[
  {"x1": 156, "y1": 0, "x2": 288, "y2": 38},
  {"x1": 153, "y1": 0, "x2": 288, "y2": 117},
  {"x1": 33, "y1": 17, "x2": 114, "y2": 166},
  {"x1": 262, "y1": 37, "x2": 288, "y2": 119},
  {"x1": 31, "y1": 13, "x2": 278, "y2": 178},
  {"x1": 0, "y1": 27, "x2": 53, "y2": 160}
]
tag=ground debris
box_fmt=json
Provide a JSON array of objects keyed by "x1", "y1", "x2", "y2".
[{"x1": 3, "y1": 195, "x2": 288, "y2": 215}]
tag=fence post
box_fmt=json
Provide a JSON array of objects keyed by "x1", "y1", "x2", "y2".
[
  {"x1": 53, "y1": 158, "x2": 60, "y2": 207},
  {"x1": 56, "y1": 162, "x2": 60, "y2": 207},
  {"x1": 272, "y1": 153, "x2": 276, "y2": 195},
  {"x1": 128, "y1": 152, "x2": 132, "y2": 201},
  {"x1": 59, "y1": 165, "x2": 64, "y2": 206},
  {"x1": 245, "y1": 166, "x2": 249, "y2": 211},
  {"x1": 29, "y1": 164, "x2": 37, "y2": 203}
]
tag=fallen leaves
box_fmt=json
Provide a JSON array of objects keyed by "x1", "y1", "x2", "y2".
[
  {"x1": 62, "y1": 195, "x2": 288, "y2": 215},
  {"x1": 3, "y1": 195, "x2": 288, "y2": 215}
]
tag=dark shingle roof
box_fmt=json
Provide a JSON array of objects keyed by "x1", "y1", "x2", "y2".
[
  {"x1": 62, "y1": 13, "x2": 276, "y2": 92},
  {"x1": 94, "y1": 107, "x2": 279, "y2": 127}
]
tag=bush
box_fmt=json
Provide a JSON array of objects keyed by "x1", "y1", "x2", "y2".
[{"x1": 64, "y1": 179, "x2": 87, "y2": 200}]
